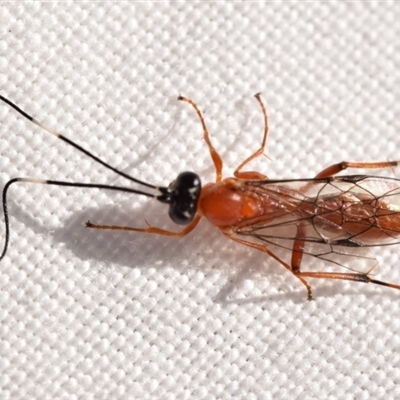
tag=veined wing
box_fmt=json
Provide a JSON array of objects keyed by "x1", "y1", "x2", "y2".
[{"x1": 231, "y1": 175, "x2": 400, "y2": 273}]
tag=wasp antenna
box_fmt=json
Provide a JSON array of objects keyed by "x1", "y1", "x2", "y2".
[
  {"x1": 0, "y1": 177, "x2": 163, "y2": 262},
  {"x1": 0, "y1": 95, "x2": 158, "y2": 189}
]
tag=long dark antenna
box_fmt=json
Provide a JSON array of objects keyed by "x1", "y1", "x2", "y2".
[
  {"x1": 0, "y1": 94, "x2": 173, "y2": 261},
  {"x1": 0, "y1": 177, "x2": 161, "y2": 261},
  {"x1": 0, "y1": 95, "x2": 158, "y2": 189}
]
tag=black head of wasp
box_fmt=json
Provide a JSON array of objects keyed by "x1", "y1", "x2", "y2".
[{"x1": 2, "y1": 93, "x2": 400, "y2": 300}]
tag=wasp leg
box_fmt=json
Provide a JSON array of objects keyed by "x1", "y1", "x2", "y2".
[
  {"x1": 315, "y1": 160, "x2": 400, "y2": 178},
  {"x1": 290, "y1": 223, "x2": 314, "y2": 300},
  {"x1": 178, "y1": 96, "x2": 223, "y2": 183},
  {"x1": 290, "y1": 222, "x2": 400, "y2": 295},
  {"x1": 234, "y1": 93, "x2": 269, "y2": 180},
  {"x1": 222, "y1": 232, "x2": 314, "y2": 300},
  {"x1": 294, "y1": 271, "x2": 400, "y2": 292},
  {"x1": 291, "y1": 223, "x2": 306, "y2": 275},
  {"x1": 86, "y1": 215, "x2": 201, "y2": 237}
]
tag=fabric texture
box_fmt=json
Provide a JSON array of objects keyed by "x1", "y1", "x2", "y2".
[{"x1": 1, "y1": 3, "x2": 400, "y2": 399}]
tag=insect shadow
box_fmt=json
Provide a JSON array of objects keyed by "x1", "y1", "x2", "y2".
[
  {"x1": 3, "y1": 189, "x2": 298, "y2": 301},
  {"x1": 5, "y1": 192, "x2": 391, "y2": 304}
]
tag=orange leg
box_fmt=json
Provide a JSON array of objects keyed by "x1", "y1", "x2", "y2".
[
  {"x1": 227, "y1": 225, "x2": 400, "y2": 299},
  {"x1": 294, "y1": 271, "x2": 400, "y2": 292},
  {"x1": 223, "y1": 232, "x2": 314, "y2": 299},
  {"x1": 234, "y1": 93, "x2": 269, "y2": 180},
  {"x1": 315, "y1": 160, "x2": 400, "y2": 179},
  {"x1": 291, "y1": 223, "x2": 306, "y2": 275},
  {"x1": 86, "y1": 214, "x2": 201, "y2": 237},
  {"x1": 289, "y1": 220, "x2": 400, "y2": 298},
  {"x1": 298, "y1": 159, "x2": 400, "y2": 195},
  {"x1": 178, "y1": 96, "x2": 223, "y2": 183}
]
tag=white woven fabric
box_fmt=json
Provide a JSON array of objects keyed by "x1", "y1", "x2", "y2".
[{"x1": 1, "y1": 3, "x2": 400, "y2": 399}]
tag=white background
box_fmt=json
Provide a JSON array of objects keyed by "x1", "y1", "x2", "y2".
[{"x1": 1, "y1": 2, "x2": 400, "y2": 399}]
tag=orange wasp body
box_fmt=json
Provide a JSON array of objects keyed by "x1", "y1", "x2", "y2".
[{"x1": 2, "y1": 93, "x2": 400, "y2": 300}]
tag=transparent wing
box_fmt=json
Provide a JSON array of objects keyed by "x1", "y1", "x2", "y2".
[{"x1": 232, "y1": 175, "x2": 400, "y2": 274}]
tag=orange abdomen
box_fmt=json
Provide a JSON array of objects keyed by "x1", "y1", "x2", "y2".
[{"x1": 315, "y1": 194, "x2": 400, "y2": 243}]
